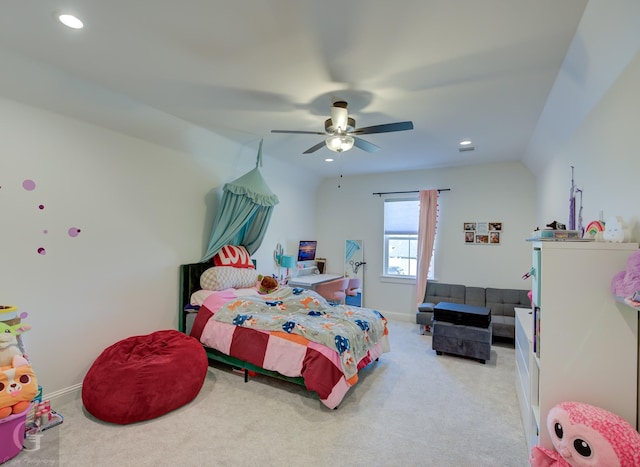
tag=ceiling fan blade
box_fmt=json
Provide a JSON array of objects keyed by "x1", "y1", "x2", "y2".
[
  {"x1": 271, "y1": 130, "x2": 327, "y2": 135},
  {"x1": 353, "y1": 137, "x2": 380, "y2": 153},
  {"x1": 303, "y1": 141, "x2": 327, "y2": 154},
  {"x1": 351, "y1": 121, "x2": 414, "y2": 135}
]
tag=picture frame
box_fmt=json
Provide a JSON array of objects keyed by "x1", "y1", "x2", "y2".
[
  {"x1": 315, "y1": 258, "x2": 326, "y2": 274},
  {"x1": 464, "y1": 220, "x2": 502, "y2": 245}
]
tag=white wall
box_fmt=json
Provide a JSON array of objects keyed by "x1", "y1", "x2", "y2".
[
  {"x1": 524, "y1": 0, "x2": 640, "y2": 235},
  {"x1": 315, "y1": 161, "x2": 536, "y2": 320},
  {"x1": 521, "y1": 0, "x2": 640, "y2": 429},
  {"x1": 0, "y1": 97, "x2": 318, "y2": 397}
]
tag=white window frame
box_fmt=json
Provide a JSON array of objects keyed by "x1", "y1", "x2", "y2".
[{"x1": 382, "y1": 197, "x2": 435, "y2": 280}]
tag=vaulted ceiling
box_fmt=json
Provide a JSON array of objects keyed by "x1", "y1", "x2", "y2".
[{"x1": 0, "y1": 1, "x2": 588, "y2": 177}]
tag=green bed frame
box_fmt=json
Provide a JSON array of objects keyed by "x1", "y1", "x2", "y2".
[{"x1": 178, "y1": 263, "x2": 305, "y2": 386}]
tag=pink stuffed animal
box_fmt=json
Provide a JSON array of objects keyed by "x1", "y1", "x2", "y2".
[
  {"x1": 530, "y1": 401, "x2": 640, "y2": 466},
  {"x1": 611, "y1": 250, "x2": 640, "y2": 297}
]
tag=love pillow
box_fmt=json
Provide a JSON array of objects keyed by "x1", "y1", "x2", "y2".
[{"x1": 213, "y1": 245, "x2": 254, "y2": 269}]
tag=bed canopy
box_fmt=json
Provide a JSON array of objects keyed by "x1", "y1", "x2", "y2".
[{"x1": 200, "y1": 140, "x2": 279, "y2": 262}]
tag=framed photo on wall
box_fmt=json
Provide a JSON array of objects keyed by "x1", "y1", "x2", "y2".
[{"x1": 464, "y1": 221, "x2": 502, "y2": 245}]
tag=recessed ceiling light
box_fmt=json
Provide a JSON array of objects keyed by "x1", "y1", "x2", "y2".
[
  {"x1": 325, "y1": 158, "x2": 334, "y2": 162},
  {"x1": 58, "y1": 14, "x2": 84, "y2": 29},
  {"x1": 460, "y1": 140, "x2": 472, "y2": 146}
]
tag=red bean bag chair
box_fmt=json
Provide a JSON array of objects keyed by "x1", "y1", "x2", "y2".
[{"x1": 82, "y1": 330, "x2": 208, "y2": 425}]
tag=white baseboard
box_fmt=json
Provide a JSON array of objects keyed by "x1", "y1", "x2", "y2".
[{"x1": 44, "y1": 383, "x2": 82, "y2": 407}]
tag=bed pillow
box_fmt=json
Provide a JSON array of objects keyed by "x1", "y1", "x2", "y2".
[
  {"x1": 212, "y1": 245, "x2": 254, "y2": 269},
  {"x1": 200, "y1": 266, "x2": 259, "y2": 291}
]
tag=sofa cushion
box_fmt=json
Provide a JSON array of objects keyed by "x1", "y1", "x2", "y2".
[
  {"x1": 465, "y1": 287, "x2": 486, "y2": 307},
  {"x1": 485, "y1": 288, "x2": 530, "y2": 319},
  {"x1": 424, "y1": 282, "x2": 465, "y2": 304}
]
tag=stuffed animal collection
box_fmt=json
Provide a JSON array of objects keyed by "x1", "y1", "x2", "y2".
[
  {"x1": 0, "y1": 305, "x2": 38, "y2": 420},
  {"x1": 530, "y1": 401, "x2": 640, "y2": 466},
  {"x1": 611, "y1": 250, "x2": 640, "y2": 298}
]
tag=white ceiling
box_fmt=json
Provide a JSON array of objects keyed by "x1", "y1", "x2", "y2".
[{"x1": 0, "y1": 0, "x2": 588, "y2": 178}]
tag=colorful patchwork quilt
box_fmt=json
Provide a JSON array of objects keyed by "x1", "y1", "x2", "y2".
[{"x1": 190, "y1": 287, "x2": 389, "y2": 409}]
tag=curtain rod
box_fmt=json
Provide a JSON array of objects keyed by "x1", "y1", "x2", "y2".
[{"x1": 372, "y1": 188, "x2": 450, "y2": 196}]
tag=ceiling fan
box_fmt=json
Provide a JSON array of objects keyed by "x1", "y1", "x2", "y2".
[{"x1": 271, "y1": 101, "x2": 414, "y2": 154}]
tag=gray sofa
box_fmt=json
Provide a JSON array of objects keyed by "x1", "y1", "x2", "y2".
[{"x1": 416, "y1": 282, "x2": 530, "y2": 340}]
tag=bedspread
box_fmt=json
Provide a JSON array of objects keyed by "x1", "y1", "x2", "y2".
[{"x1": 190, "y1": 287, "x2": 389, "y2": 409}]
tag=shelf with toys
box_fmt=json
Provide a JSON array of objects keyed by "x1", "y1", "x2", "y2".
[{"x1": 0, "y1": 304, "x2": 62, "y2": 463}]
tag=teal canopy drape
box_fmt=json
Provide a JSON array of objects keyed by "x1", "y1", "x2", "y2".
[{"x1": 200, "y1": 140, "x2": 279, "y2": 262}]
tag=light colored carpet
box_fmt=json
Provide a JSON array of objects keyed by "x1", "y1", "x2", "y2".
[{"x1": 6, "y1": 320, "x2": 529, "y2": 466}]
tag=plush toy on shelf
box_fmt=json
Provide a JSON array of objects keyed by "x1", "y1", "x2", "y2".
[{"x1": 530, "y1": 401, "x2": 640, "y2": 466}]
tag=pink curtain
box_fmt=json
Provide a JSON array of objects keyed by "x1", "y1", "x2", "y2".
[{"x1": 415, "y1": 190, "x2": 439, "y2": 307}]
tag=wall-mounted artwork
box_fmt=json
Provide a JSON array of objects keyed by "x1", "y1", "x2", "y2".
[{"x1": 464, "y1": 221, "x2": 502, "y2": 245}]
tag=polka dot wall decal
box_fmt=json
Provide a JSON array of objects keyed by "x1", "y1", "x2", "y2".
[
  {"x1": 23, "y1": 180, "x2": 36, "y2": 191},
  {"x1": 43, "y1": 230, "x2": 48, "y2": 234},
  {"x1": 38, "y1": 204, "x2": 45, "y2": 210},
  {"x1": 68, "y1": 227, "x2": 81, "y2": 237},
  {"x1": 37, "y1": 247, "x2": 46, "y2": 255}
]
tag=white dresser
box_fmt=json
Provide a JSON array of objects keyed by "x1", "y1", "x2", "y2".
[
  {"x1": 516, "y1": 241, "x2": 638, "y2": 451},
  {"x1": 515, "y1": 306, "x2": 537, "y2": 451}
]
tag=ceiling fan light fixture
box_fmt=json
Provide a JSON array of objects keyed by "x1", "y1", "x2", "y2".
[{"x1": 326, "y1": 134, "x2": 354, "y2": 153}]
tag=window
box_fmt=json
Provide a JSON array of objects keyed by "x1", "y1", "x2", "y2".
[{"x1": 383, "y1": 198, "x2": 435, "y2": 279}]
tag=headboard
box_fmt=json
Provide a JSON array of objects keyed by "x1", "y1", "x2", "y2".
[
  {"x1": 178, "y1": 262, "x2": 212, "y2": 332},
  {"x1": 178, "y1": 260, "x2": 257, "y2": 332}
]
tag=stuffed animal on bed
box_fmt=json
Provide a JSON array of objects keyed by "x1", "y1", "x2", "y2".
[
  {"x1": 0, "y1": 355, "x2": 38, "y2": 419},
  {"x1": 257, "y1": 275, "x2": 279, "y2": 294},
  {"x1": 530, "y1": 401, "x2": 640, "y2": 466}
]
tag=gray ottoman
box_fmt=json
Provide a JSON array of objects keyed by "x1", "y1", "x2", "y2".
[{"x1": 432, "y1": 321, "x2": 492, "y2": 363}]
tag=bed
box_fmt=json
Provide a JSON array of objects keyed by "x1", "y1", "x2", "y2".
[{"x1": 178, "y1": 262, "x2": 390, "y2": 409}]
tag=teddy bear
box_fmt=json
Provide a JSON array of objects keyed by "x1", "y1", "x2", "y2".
[
  {"x1": 610, "y1": 250, "x2": 640, "y2": 298},
  {"x1": 530, "y1": 401, "x2": 640, "y2": 466},
  {"x1": 257, "y1": 275, "x2": 279, "y2": 294}
]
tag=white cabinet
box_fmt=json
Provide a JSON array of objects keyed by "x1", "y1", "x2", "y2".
[
  {"x1": 515, "y1": 306, "x2": 538, "y2": 451},
  {"x1": 519, "y1": 241, "x2": 638, "y2": 450}
]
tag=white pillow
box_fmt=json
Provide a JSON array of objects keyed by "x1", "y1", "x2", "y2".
[
  {"x1": 200, "y1": 266, "x2": 259, "y2": 291},
  {"x1": 190, "y1": 289, "x2": 216, "y2": 306}
]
